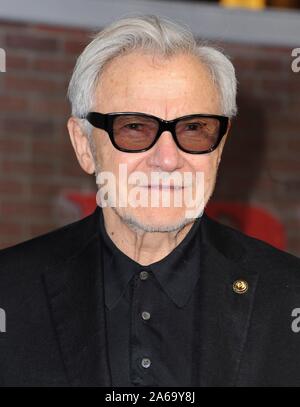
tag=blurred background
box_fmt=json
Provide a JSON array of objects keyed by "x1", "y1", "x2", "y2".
[{"x1": 0, "y1": 0, "x2": 299, "y2": 256}]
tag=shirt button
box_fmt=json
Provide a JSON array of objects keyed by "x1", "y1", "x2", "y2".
[
  {"x1": 140, "y1": 271, "x2": 149, "y2": 280},
  {"x1": 141, "y1": 358, "x2": 151, "y2": 369},
  {"x1": 141, "y1": 311, "x2": 151, "y2": 321}
]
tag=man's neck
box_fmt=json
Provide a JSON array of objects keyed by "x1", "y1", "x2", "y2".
[{"x1": 101, "y1": 207, "x2": 194, "y2": 266}]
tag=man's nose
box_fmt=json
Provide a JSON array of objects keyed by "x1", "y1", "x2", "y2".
[{"x1": 147, "y1": 131, "x2": 184, "y2": 172}]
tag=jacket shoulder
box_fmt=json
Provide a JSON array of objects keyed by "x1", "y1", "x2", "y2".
[
  {"x1": 203, "y1": 214, "x2": 300, "y2": 281},
  {"x1": 0, "y1": 210, "x2": 99, "y2": 281}
]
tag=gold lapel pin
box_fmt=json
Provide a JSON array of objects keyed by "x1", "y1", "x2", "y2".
[{"x1": 233, "y1": 279, "x2": 248, "y2": 294}]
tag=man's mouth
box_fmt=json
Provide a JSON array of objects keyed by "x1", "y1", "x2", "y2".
[{"x1": 139, "y1": 185, "x2": 190, "y2": 190}]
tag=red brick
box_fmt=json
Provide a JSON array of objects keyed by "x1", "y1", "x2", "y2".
[
  {"x1": 32, "y1": 139, "x2": 65, "y2": 157},
  {"x1": 64, "y1": 39, "x2": 88, "y2": 55},
  {"x1": 5, "y1": 34, "x2": 59, "y2": 52},
  {"x1": 0, "y1": 179, "x2": 25, "y2": 195},
  {"x1": 60, "y1": 160, "x2": 85, "y2": 177},
  {"x1": 0, "y1": 201, "x2": 53, "y2": 218},
  {"x1": 234, "y1": 57, "x2": 283, "y2": 73},
  {"x1": 0, "y1": 221, "x2": 22, "y2": 235},
  {"x1": 32, "y1": 23, "x2": 89, "y2": 37},
  {"x1": 0, "y1": 19, "x2": 28, "y2": 29},
  {"x1": 3, "y1": 117, "x2": 55, "y2": 137},
  {"x1": 4, "y1": 75, "x2": 64, "y2": 95},
  {"x1": 1, "y1": 160, "x2": 54, "y2": 176},
  {"x1": 0, "y1": 95, "x2": 28, "y2": 112},
  {"x1": 268, "y1": 156, "x2": 300, "y2": 174},
  {"x1": 225, "y1": 42, "x2": 291, "y2": 58},
  {"x1": 288, "y1": 77, "x2": 300, "y2": 94},
  {"x1": 32, "y1": 57, "x2": 74, "y2": 73},
  {"x1": 286, "y1": 138, "x2": 300, "y2": 151},
  {"x1": 0, "y1": 137, "x2": 26, "y2": 154},
  {"x1": 29, "y1": 182, "x2": 60, "y2": 197},
  {"x1": 257, "y1": 78, "x2": 289, "y2": 94},
  {"x1": 6, "y1": 55, "x2": 30, "y2": 70},
  {"x1": 28, "y1": 97, "x2": 69, "y2": 115}
]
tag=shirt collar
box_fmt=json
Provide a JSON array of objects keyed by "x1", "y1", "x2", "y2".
[{"x1": 99, "y1": 209, "x2": 202, "y2": 310}]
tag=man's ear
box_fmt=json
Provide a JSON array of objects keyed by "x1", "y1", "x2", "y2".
[{"x1": 67, "y1": 117, "x2": 95, "y2": 174}]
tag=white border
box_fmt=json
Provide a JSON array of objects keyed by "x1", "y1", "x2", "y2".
[{"x1": 0, "y1": 0, "x2": 299, "y2": 46}]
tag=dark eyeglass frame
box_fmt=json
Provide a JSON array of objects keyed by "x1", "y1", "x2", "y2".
[{"x1": 82, "y1": 111, "x2": 229, "y2": 154}]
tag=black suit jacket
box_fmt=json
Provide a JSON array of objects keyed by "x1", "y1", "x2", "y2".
[{"x1": 0, "y1": 207, "x2": 300, "y2": 387}]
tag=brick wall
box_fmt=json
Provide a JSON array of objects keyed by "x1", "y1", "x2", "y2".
[
  {"x1": 0, "y1": 19, "x2": 299, "y2": 256},
  {"x1": 214, "y1": 41, "x2": 300, "y2": 256}
]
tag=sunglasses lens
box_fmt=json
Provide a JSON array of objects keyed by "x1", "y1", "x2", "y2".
[
  {"x1": 113, "y1": 115, "x2": 159, "y2": 151},
  {"x1": 175, "y1": 116, "x2": 221, "y2": 152}
]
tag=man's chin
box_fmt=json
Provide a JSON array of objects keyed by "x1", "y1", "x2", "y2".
[{"x1": 112, "y1": 206, "x2": 200, "y2": 233}]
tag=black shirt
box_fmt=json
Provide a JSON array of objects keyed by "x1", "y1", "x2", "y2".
[{"x1": 99, "y1": 211, "x2": 202, "y2": 387}]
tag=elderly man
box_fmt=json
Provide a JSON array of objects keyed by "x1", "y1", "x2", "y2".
[{"x1": 0, "y1": 15, "x2": 300, "y2": 387}]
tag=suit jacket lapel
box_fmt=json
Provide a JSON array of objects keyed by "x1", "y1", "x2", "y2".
[
  {"x1": 43, "y1": 216, "x2": 111, "y2": 387},
  {"x1": 192, "y1": 215, "x2": 260, "y2": 386}
]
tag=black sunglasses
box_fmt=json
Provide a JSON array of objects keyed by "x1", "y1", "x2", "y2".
[{"x1": 82, "y1": 111, "x2": 229, "y2": 154}]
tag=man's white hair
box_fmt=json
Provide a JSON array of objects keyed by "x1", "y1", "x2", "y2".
[{"x1": 67, "y1": 14, "x2": 238, "y2": 136}]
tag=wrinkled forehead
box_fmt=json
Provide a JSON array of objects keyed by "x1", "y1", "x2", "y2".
[{"x1": 93, "y1": 51, "x2": 221, "y2": 115}]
